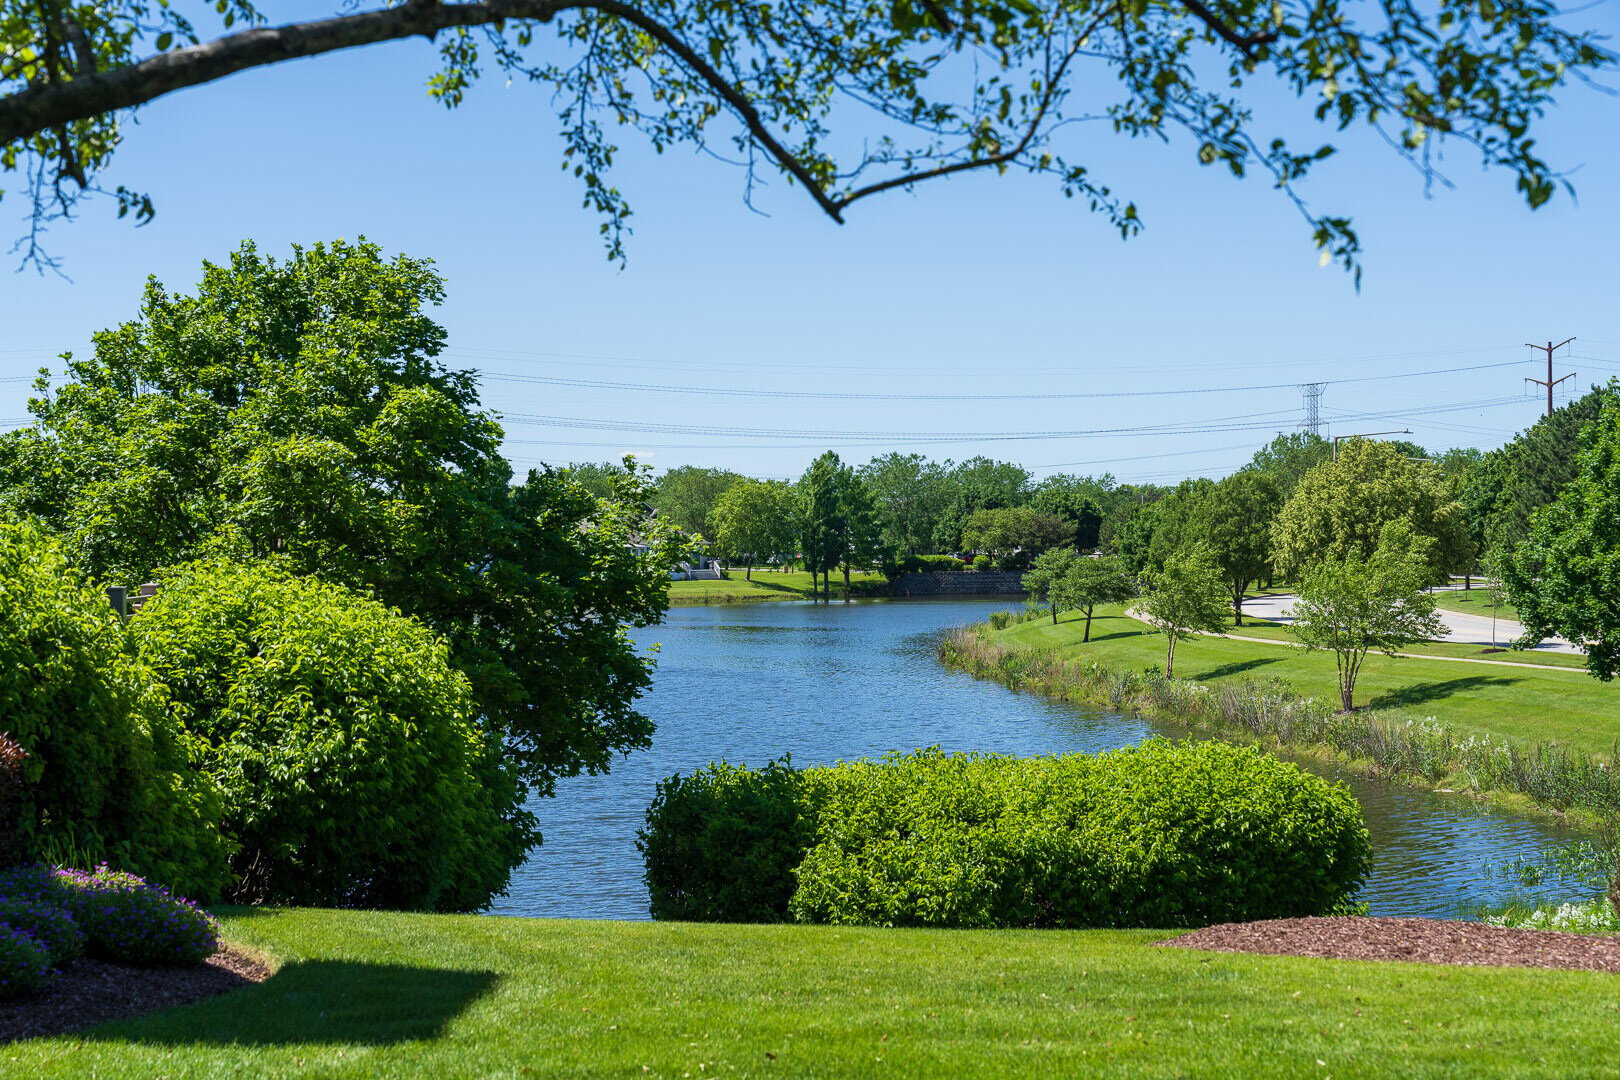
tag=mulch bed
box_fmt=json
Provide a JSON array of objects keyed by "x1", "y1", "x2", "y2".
[
  {"x1": 0, "y1": 945, "x2": 271, "y2": 1044},
  {"x1": 1161, "y1": 915, "x2": 1620, "y2": 973}
]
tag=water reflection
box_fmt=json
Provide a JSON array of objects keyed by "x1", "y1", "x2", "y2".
[{"x1": 494, "y1": 598, "x2": 1588, "y2": 921}]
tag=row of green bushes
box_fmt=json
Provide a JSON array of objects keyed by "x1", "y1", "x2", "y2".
[
  {"x1": 938, "y1": 627, "x2": 1620, "y2": 820},
  {"x1": 883, "y1": 554, "x2": 972, "y2": 575},
  {"x1": 0, "y1": 523, "x2": 526, "y2": 909},
  {"x1": 639, "y1": 741, "x2": 1369, "y2": 928}
]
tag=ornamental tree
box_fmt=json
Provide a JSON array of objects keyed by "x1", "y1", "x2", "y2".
[
  {"x1": 0, "y1": 238, "x2": 685, "y2": 807},
  {"x1": 1501, "y1": 396, "x2": 1620, "y2": 680},
  {"x1": 1291, "y1": 522, "x2": 1445, "y2": 712},
  {"x1": 1138, "y1": 547, "x2": 1228, "y2": 679},
  {"x1": 1054, "y1": 554, "x2": 1135, "y2": 641},
  {"x1": 0, "y1": 1, "x2": 1607, "y2": 275}
]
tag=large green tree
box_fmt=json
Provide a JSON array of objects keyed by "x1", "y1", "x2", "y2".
[
  {"x1": 651, "y1": 465, "x2": 745, "y2": 537},
  {"x1": 1195, "y1": 471, "x2": 1283, "y2": 625},
  {"x1": 708, "y1": 478, "x2": 801, "y2": 579},
  {"x1": 0, "y1": 239, "x2": 683, "y2": 806},
  {"x1": 1462, "y1": 385, "x2": 1619, "y2": 564},
  {"x1": 1270, "y1": 439, "x2": 1467, "y2": 582},
  {"x1": 960, "y1": 505, "x2": 1073, "y2": 566},
  {"x1": 1, "y1": 1, "x2": 1606, "y2": 274},
  {"x1": 799, "y1": 451, "x2": 848, "y2": 601},
  {"x1": 934, "y1": 457, "x2": 1032, "y2": 552},
  {"x1": 1030, "y1": 473, "x2": 1112, "y2": 550},
  {"x1": 1242, "y1": 432, "x2": 1331, "y2": 497},
  {"x1": 1502, "y1": 395, "x2": 1620, "y2": 680},
  {"x1": 857, "y1": 453, "x2": 949, "y2": 558}
]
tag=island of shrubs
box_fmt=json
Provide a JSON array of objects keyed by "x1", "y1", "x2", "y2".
[
  {"x1": 0, "y1": 864, "x2": 218, "y2": 998},
  {"x1": 641, "y1": 740, "x2": 1371, "y2": 928}
]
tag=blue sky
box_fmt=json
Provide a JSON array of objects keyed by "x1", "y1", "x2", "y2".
[{"x1": 4, "y1": 2, "x2": 1618, "y2": 484}]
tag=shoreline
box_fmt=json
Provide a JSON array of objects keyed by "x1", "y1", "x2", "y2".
[{"x1": 936, "y1": 621, "x2": 1620, "y2": 837}]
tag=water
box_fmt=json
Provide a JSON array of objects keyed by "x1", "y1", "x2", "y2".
[{"x1": 493, "y1": 597, "x2": 1591, "y2": 921}]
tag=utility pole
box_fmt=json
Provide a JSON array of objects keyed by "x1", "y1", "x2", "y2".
[{"x1": 1525, "y1": 337, "x2": 1576, "y2": 417}]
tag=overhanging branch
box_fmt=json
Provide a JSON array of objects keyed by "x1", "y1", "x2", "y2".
[{"x1": 0, "y1": 0, "x2": 844, "y2": 220}]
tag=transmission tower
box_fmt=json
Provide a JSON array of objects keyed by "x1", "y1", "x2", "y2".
[{"x1": 1298, "y1": 383, "x2": 1327, "y2": 437}]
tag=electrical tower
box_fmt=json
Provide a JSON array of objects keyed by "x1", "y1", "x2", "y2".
[
  {"x1": 1298, "y1": 383, "x2": 1326, "y2": 437},
  {"x1": 1525, "y1": 337, "x2": 1576, "y2": 417}
]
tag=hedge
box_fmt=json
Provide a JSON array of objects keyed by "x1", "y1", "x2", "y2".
[{"x1": 641, "y1": 741, "x2": 1369, "y2": 928}]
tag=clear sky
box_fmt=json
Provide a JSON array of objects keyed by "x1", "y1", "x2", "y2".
[{"x1": 3, "y1": 2, "x2": 1618, "y2": 485}]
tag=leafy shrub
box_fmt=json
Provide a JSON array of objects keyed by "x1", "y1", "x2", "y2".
[
  {"x1": 972, "y1": 554, "x2": 995, "y2": 571},
  {"x1": 0, "y1": 523, "x2": 230, "y2": 900},
  {"x1": 56, "y1": 866, "x2": 218, "y2": 965},
  {"x1": 790, "y1": 742, "x2": 1369, "y2": 928},
  {"x1": 0, "y1": 925, "x2": 50, "y2": 997},
  {"x1": 891, "y1": 554, "x2": 969, "y2": 574},
  {"x1": 640, "y1": 759, "x2": 821, "y2": 921},
  {"x1": 0, "y1": 899, "x2": 83, "y2": 966},
  {"x1": 642, "y1": 742, "x2": 1369, "y2": 929},
  {"x1": 132, "y1": 561, "x2": 531, "y2": 911}
]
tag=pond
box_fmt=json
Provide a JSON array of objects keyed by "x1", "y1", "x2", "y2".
[{"x1": 493, "y1": 597, "x2": 1591, "y2": 921}]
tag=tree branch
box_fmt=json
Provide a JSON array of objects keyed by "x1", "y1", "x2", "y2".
[
  {"x1": 1179, "y1": 0, "x2": 1277, "y2": 52},
  {"x1": 0, "y1": 0, "x2": 847, "y2": 222},
  {"x1": 832, "y1": 6, "x2": 1115, "y2": 213}
]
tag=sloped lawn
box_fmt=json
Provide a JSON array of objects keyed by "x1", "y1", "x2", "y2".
[{"x1": 10, "y1": 907, "x2": 1617, "y2": 1079}]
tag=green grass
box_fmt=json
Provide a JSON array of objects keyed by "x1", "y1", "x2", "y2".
[
  {"x1": 14, "y1": 908, "x2": 1619, "y2": 1078},
  {"x1": 669, "y1": 570, "x2": 888, "y2": 604},
  {"x1": 997, "y1": 606, "x2": 1619, "y2": 758},
  {"x1": 1216, "y1": 617, "x2": 1587, "y2": 670},
  {"x1": 1430, "y1": 587, "x2": 1522, "y2": 624}
]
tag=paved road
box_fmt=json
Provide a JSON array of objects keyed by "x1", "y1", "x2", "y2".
[{"x1": 1241, "y1": 585, "x2": 1583, "y2": 656}]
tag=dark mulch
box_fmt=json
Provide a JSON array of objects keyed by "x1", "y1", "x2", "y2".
[
  {"x1": 0, "y1": 945, "x2": 271, "y2": 1043},
  {"x1": 1161, "y1": 915, "x2": 1620, "y2": 974}
]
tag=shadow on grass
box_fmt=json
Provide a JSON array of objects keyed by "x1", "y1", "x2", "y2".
[
  {"x1": 1191, "y1": 658, "x2": 1285, "y2": 680},
  {"x1": 81, "y1": 960, "x2": 500, "y2": 1047},
  {"x1": 1369, "y1": 675, "x2": 1523, "y2": 711}
]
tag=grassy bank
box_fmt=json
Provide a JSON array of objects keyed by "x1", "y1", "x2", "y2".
[
  {"x1": 13, "y1": 908, "x2": 1618, "y2": 1078},
  {"x1": 669, "y1": 570, "x2": 889, "y2": 604},
  {"x1": 994, "y1": 606, "x2": 1616, "y2": 756}
]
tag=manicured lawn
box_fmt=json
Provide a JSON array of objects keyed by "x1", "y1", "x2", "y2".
[
  {"x1": 1430, "y1": 586, "x2": 1522, "y2": 624},
  {"x1": 669, "y1": 570, "x2": 886, "y2": 604},
  {"x1": 996, "y1": 607, "x2": 1620, "y2": 757},
  {"x1": 15, "y1": 908, "x2": 1619, "y2": 1078},
  {"x1": 1218, "y1": 618, "x2": 1587, "y2": 670}
]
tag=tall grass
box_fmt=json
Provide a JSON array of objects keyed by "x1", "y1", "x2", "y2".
[{"x1": 939, "y1": 627, "x2": 1620, "y2": 821}]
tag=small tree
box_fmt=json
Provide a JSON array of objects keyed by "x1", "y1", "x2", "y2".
[
  {"x1": 1291, "y1": 523, "x2": 1446, "y2": 712},
  {"x1": 1023, "y1": 549, "x2": 1079, "y2": 623},
  {"x1": 1138, "y1": 548, "x2": 1230, "y2": 679},
  {"x1": 1055, "y1": 556, "x2": 1137, "y2": 643}
]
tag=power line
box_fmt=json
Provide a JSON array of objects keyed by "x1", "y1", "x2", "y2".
[
  {"x1": 493, "y1": 395, "x2": 1528, "y2": 446},
  {"x1": 443, "y1": 342, "x2": 1520, "y2": 379},
  {"x1": 474, "y1": 358, "x2": 1531, "y2": 402}
]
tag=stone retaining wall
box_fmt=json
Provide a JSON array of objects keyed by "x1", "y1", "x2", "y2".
[{"x1": 889, "y1": 571, "x2": 1028, "y2": 596}]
